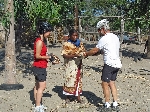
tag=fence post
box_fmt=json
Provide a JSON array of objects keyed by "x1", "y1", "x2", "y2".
[
  {"x1": 74, "y1": 3, "x2": 78, "y2": 30},
  {"x1": 121, "y1": 18, "x2": 124, "y2": 43},
  {"x1": 53, "y1": 26, "x2": 57, "y2": 44},
  {"x1": 137, "y1": 27, "x2": 141, "y2": 44},
  {"x1": 78, "y1": 17, "x2": 82, "y2": 39},
  {"x1": 120, "y1": 17, "x2": 124, "y2": 58}
]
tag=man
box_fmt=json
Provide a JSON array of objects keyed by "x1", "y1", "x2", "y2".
[
  {"x1": 62, "y1": 29, "x2": 69, "y2": 42},
  {"x1": 85, "y1": 19, "x2": 122, "y2": 111}
]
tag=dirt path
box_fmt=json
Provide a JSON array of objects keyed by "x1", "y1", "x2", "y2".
[{"x1": 0, "y1": 42, "x2": 149, "y2": 112}]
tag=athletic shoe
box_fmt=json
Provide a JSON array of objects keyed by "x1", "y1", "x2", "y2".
[
  {"x1": 103, "y1": 106, "x2": 112, "y2": 112},
  {"x1": 97, "y1": 105, "x2": 112, "y2": 112},
  {"x1": 33, "y1": 104, "x2": 47, "y2": 110},
  {"x1": 34, "y1": 106, "x2": 44, "y2": 112},
  {"x1": 41, "y1": 104, "x2": 47, "y2": 110},
  {"x1": 96, "y1": 106, "x2": 111, "y2": 112},
  {"x1": 112, "y1": 105, "x2": 120, "y2": 111}
]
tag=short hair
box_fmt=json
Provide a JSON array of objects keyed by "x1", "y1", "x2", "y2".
[
  {"x1": 69, "y1": 29, "x2": 78, "y2": 37},
  {"x1": 96, "y1": 19, "x2": 110, "y2": 30}
]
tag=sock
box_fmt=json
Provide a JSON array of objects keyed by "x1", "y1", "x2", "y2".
[
  {"x1": 105, "y1": 102, "x2": 111, "y2": 108},
  {"x1": 35, "y1": 103, "x2": 43, "y2": 107},
  {"x1": 113, "y1": 101, "x2": 118, "y2": 107},
  {"x1": 35, "y1": 106, "x2": 41, "y2": 109}
]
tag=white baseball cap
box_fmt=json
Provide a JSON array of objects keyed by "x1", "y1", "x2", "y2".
[{"x1": 96, "y1": 19, "x2": 109, "y2": 30}]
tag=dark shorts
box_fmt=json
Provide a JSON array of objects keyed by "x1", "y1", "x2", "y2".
[
  {"x1": 32, "y1": 66, "x2": 47, "y2": 82},
  {"x1": 101, "y1": 64, "x2": 119, "y2": 82}
]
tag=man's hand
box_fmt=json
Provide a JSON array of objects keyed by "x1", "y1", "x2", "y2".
[
  {"x1": 83, "y1": 52, "x2": 87, "y2": 57},
  {"x1": 85, "y1": 47, "x2": 100, "y2": 56}
]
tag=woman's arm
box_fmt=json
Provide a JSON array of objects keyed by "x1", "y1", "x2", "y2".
[
  {"x1": 35, "y1": 40, "x2": 50, "y2": 59},
  {"x1": 63, "y1": 54, "x2": 80, "y2": 59}
]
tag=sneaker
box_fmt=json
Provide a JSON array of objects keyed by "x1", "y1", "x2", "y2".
[
  {"x1": 111, "y1": 102, "x2": 120, "y2": 111},
  {"x1": 112, "y1": 105, "x2": 120, "y2": 111},
  {"x1": 101, "y1": 105, "x2": 112, "y2": 112},
  {"x1": 41, "y1": 104, "x2": 47, "y2": 110},
  {"x1": 104, "y1": 102, "x2": 111, "y2": 108},
  {"x1": 34, "y1": 107, "x2": 39, "y2": 112},
  {"x1": 34, "y1": 106, "x2": 44, "y2": 112},
  {"x1": 33, "y1": 104, "x2": 47, "y2": 110},
  {"x1": 39, "y1": 106, "x2": 45, "y2": 112}
]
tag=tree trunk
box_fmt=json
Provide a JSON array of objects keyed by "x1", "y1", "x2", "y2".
[
  {"x1": 74, "y1": 4, "x2": 78, "y2": 30},
  {"x1": 147, "y1": 36, "x2": 150, "y2": 58},
  {"x1": 5, "y1": 0, "x2": 17, "y2": 84},
  {"x1": 0, "y1": 23, "x2": 5, "y2": 48}
]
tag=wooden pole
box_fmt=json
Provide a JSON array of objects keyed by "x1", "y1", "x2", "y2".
[
  {"x1": 137, "y1": 27, "x2": 141, "y2": 44},
  {"x1": 78, "y1": 17, "x2": 82, "y2": 39},
  {"x1": 120, "y1": 18, "x2": 124, "y2": 58},
  {"x1": 53, "y1": 26, "x2": 57, "y2": 44},
  {"x1": 74, "y1": 3, "x2": 78, "y2": 30},
  {"x1": 5, "y1": 0, "x2": 16, "y2": 84},
  {"x1": 121, "y1": 18, "x2": 124, "y2": 43}
]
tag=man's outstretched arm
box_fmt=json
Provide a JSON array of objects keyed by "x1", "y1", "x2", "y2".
[{"x1": 85, "y1": 47, "x2": 100, "y2": 56}]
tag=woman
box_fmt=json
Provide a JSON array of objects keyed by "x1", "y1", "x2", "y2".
[
  {"x1": 32, "y1": 21, "x2": 54, "y2": 112},
  {"x1": 61, "y1": 29, "x2": 86, "y2": 103}
]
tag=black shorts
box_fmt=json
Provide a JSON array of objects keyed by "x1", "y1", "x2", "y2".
[
  {"x1": 101, "y1": 64, "x2": 119, "y2": 82},
  {"x1": 32, "y1": 66, "x2": 47, "y2": 82}
]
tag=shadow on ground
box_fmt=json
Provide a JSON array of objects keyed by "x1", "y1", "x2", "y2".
[
  {"x1": 29, "y1": 89, "x2": 52, "y2": 105},
  {"x1": 84, "y1": 65, "x2": 102, "y2": 73},
  {"x1": 52, "y1": 86, "x2": 103, "y2": 107},
  {"x1": 52, "y1": 86, "x2": 66, "y2": 100},
  {"x1": 16, "y1": 52, "x2": 34, "y2": 76},
  {"x1": 82, "y1": 91, "x2": 103, "y2": 107},
  {"x1": 0, "y1": 49, "x2": 5, "y2": 72},
  {"x1": 0, "y1": 84, "x2": 24, "y2": 91}
]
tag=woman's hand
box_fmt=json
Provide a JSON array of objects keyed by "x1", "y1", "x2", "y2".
[
  {"x1": 75, "y1": 53, "x2": 89, "y2": 59},
  {"x1": 74, "y1": 54, "x2": 82, "y2": 58},
  {"x1": 83, "y1": 52, "x2": 88, "y2": 58},
  {"x1": 63, "y1": 54, "x2": 83, "y2": 59},
  {"x1": 48, "y1": 53, "x2": 60, "y2": 64}
]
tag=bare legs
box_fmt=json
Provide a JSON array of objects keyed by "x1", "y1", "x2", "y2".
[
  {"x1": 34, "y1": 80, "x2": 38, "y2": 104},
  {"x1": 102, "y1": 80, "x2": 118, "y2": 103},
  {"x1": 109, "y1": 81, "x2": 117, "y2": 102},
  {"x1": 76, "y1": 94, "x2": 81, "y2": 102},
  {"x1": 34, "y1": 80, "x2": 46, "y2": 106},
  {"x1": 102, "y1": 81, "x2": 110, "y2": 102}
]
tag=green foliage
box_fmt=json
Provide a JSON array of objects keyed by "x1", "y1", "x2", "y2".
[
  {"x1": 0, "y1": 0, "x2": 5, "y2": 17},
  {"x1": 54, "y1": 0, "x2": 75, "y2": 26},
  {"x1": 0, "y1": 0, "x2": 13, "y2": 29},
  {"x1": 1, "y1": 0, "x2": 150, "y2": 32},
  {"x1": 1, "y1": 0, "x2": 63, "y2": 30},
  {"x1": 85, "y1": 0, "x2": 150, "y2": 32},
  {"x1": 15, "y1": 0, "x2": 62, "y2": 30}
]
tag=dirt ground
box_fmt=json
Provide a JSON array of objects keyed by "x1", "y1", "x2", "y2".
[{"x1": 0, "y1": 41, "x2": 149, "y2": 112}]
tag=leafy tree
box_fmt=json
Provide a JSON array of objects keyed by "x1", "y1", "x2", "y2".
[
  {"x1": 3, "y1": 0, "x2": 17, "y2": 88},
  {"x1": 14, "y1": 0, "x2": 61, "y2": 29},
  {"x1": 0, "y1": 0, "x2": 5, "y2": 18}
]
